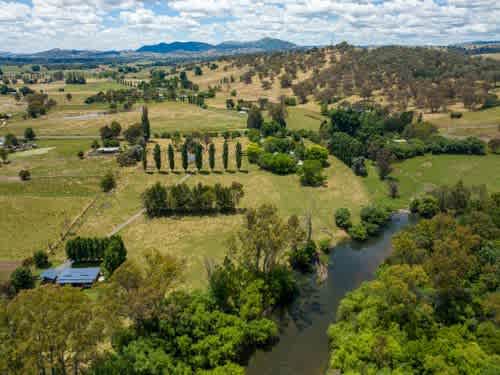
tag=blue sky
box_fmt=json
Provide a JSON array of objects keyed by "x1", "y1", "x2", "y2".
[{"x1": 1, "y1": 0, "x2": 499, "y2": 53}]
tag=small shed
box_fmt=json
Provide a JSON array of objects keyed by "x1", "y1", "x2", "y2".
[
  {"x1": 97, "y1": 147, "x2": 120, "y2": 154},
  {"x1": 56, "y1": 267, "x2": 100, "y2": 287}
]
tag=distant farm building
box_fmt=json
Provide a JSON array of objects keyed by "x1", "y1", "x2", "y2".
[
  {"x1": 41, "y1": 267, "x2": 101, "y2": 287},
  {"x1": 97, "y1": 147, "x2": 120, "y2": 154}
]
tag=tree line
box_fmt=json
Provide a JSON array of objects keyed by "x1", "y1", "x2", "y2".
[{"x1": 142, "y1": 182, "x2": 244, "y2": 218}]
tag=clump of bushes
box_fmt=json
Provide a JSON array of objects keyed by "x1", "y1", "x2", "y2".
[
  {"x1": 258, "y1": 152, "x2": 296, "y2": 175},
  {"x1": 100, "y1": 172, "x2": 116, "y2": 192},
  {"x1": 289, "y1": 241, "x2": 318, "y2": 273},
  {"x1": 299, "y1": 159, "x2": 326, "y2": 186},
  {"x1": 410, "y1": 195, "x2": 440, "y2": 218},
  {"x1": 351, "y1": 157, "x2": 368, "y2": 177},
  {"x1": 348, "y1": 223, "x2": 368, "y2": 241},
  {"x1": 33, "y1": 250, "x2": 50, "y2": 268},
  {"x1": 117, "y1": 145, "x2": 143, "y2": 167},
  {"x1": 19, "y1": 169, "x2": 31, "y2": 181},
  {"x1": 335, "y1": 208, "x2": 352, "y2": 230}
]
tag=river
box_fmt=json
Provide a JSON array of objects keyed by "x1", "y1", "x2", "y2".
[{"x1": 246, "y1": 212, "x2": 415, "y2": 375}]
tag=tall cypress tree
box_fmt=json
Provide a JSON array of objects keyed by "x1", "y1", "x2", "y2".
[
  {"x1": 209, "y1": 143, "x2": 215, "y2": 171},
  {"x1": 142, "y1": 148, "x2": 148, "y2": 171},
  {"x1": 168, "y1": 143, "x2": 175, "y2": 171},
  {"x1": 153, "y1": 144, "x2": 161, "y2": 171},
  {"x1": 195, "y1": 143, "x2": 203, "y2": 171},
  {"x1": 236, "y1": 142, "x2": 242, "y2": 170},
  {"x1": 181, "y1": 143, "x2": 188, "y2": 171},
  {"x1": 141, "y1": 106, "x2": 151, "y2": 142},
  {"x1": 222, "y1": 140, "x2": 229, "y2": 170}
]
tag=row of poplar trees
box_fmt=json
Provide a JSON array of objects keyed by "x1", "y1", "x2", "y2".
[{"x1": 143, "y1": 141, "x2": 243, "y2": 172}]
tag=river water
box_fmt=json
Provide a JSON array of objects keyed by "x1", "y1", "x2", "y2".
[{"x1": 246, "y1": 212, "x2": 415, "y2": 375}]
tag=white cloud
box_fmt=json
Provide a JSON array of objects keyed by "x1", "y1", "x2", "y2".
[{"x1": 0, "y1": 0, "x2": 499, "y2": 52}]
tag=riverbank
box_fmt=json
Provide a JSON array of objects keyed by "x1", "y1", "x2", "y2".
[{"x1": 246, "y1": 212, "x2": 416, "y2": 375}]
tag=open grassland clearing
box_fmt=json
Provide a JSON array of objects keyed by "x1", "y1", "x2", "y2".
[
  {"x1": 426, "y1": 106, "x2": 500, "y2": 140},
  {"x1": 2, "y1": 101, "x2": 246, "y2": 136},
  {"x1": 363, "y1": 154, "x2": 500, "y2": 208}
]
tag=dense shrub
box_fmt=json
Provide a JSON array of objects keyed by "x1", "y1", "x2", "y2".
[
  {"x1": 247, "y1": 142, "x2": 263, "y2": 164},
  {"x1": 387, "y1": 139, "x2": 426, "y2": 160},
  {"x1": 335, "y1": 208, "x2": 352, "y2": 230},
  {"x1": 142, "y1": 182, "x2": 244, "y2": 218},
  {"x1": 299, "y1": 159, "x2": 326, "y2": 186},
  {"x1": 348, "y1": 223, "x2": 368, "y2": 241},
  {"x1": 305, "y1": 145, "x2": 329, "y2": 166},
  {"x1": 262, "y1": 137, "x2": 294, "y2": 154},
  {"x1": 258, "y1": 152, "x2": 297, "y2": 175},
  {"x1": 328, "y1": 132, "x2": 363, "y2": 166},
  {"x1": 10, "y1": 267, "x2": 34, "y2": 293},
  {"x1": 33, "y1": 250, "x2": 49, "y2": 268},
  {"x1": 426, "y1": 136, "x2": 486, "y2": 155},
  {"x1": 19, "y1": 169, "x2": 31, "y2": 181},
  {"x1": 289, "y1": 241, "x2": 317, "y2": 273},
  {"x1": 100, "y1": 172, "x2": 116, "y2": 192},
  {"x1": 102, "y1": 236, "x2": 127, "y2": 275},
  {"x1": 116, "y1": 145, "x2": 142, "y2": 167},
  {"x1": 360, "y1": 205, "x2": 392, "y2": 236},
  {"x1": 410, "y1": 195, "x2": 440, "y2": 218},
  {"x1": 351, "y1": 157, "x2": 368, "y2": 177}
]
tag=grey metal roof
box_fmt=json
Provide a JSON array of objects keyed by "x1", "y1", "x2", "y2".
[
  {"x1": 56, "y1": 267, "x2": 100, "y2": 285},
  {"x1": 40, "y1": 269, "x2": 59, "y2": 280}
]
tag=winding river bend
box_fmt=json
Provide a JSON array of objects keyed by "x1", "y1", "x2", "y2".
[{"x1": 246, "y1": 212, "x2": 415, "y2": 375}]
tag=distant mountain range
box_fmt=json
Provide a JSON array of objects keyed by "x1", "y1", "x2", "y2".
[
  {"x1": 0, "y1": 38, "x2": 300, "y2": 63},
  {"x1": 137, "y1": 38, "x2": 297, "y2": 54}
]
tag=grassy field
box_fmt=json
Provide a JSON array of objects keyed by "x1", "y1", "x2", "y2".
[
  {"x1": 363, "y1": 154, "x2": 500, "y2": 208},
  {"x1": 286, "y1": 106, "x2": 325, "y2": 131},
  {"x1": 426, "y1": 106, "x2": 500, "y2": 140},
  {"x1": 2, "y1": 101, "x2": 246, "y2": 137},
  {"x1": 0, "y1": 139, "x2": 113, "y2": 264},
  {"x1": 480, "y1": 53, "x2": 500, "y2": 61}
]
